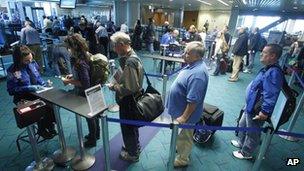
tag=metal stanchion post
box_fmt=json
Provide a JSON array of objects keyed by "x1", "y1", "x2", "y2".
[
  {"x1": 108, "y1": 60, "x2": 119, "y2": 112},
  {"x1": 162, "y1": 75, "x2": 168, "y2": 104},
  {"x1": 167, "y1": 121, "x2": 179, "y2": 171},
  {"x1": 252, "y1": 128, "x2": 274, "y2": 171},
  {"x1": 52, "y1": 105, "x2": 76, "y2": 165},
  {"x1": 279, "y1": 92, "x2": 304, "y2": 141},
  {"x1": 288, "y1": 71, "x2": 295, "y2": 86},
  {"x1": 25, "y1": 125, "x2": 54, "y2": 171},
  {"x1": 71, "y1": 115, "x2": 95, "y2": 170},
  {"x1": 101, "y1": 114, "x2": 111, "y2": 171}
]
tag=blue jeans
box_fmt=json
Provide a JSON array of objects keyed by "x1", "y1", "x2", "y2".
[
  {"x1": 146, "y1": 42, "x2": 154, "y2": 53},
  {"x1": 238, "y1": 112, "x2": 264, "y2": 156}
]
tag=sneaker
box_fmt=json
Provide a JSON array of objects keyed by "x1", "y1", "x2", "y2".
[
  {"x1": 174, "y1": 158, "x2": 188, "y2": 168},
  {"x1": 84, "y1": 140, "x2": 96, "y2": 148},
  {"x1": 243, "y1": 69, "x2": 252, "y2": 74},
  {"x1": 232, "y1": 150, "x2": 253, "y2": 160},
  {"x1": 228, "y1": 78, "x2": 238, "y2": 82},
  {"x1": 119, "y1": 151, "x2": 139, "y2": 162},
  {"x1": 231, "y1": 140, "x2": 242, "y2": 148},
  {"x1": 121, "y1": 146, "x2": 141, "y2": 157}
]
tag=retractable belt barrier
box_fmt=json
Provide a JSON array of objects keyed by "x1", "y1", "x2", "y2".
[
  {"x1": 145, "y1": 66, "x2": 185, "y2": 79},
  {"x1": 135, "y1": 66, "x2": 304, "y2": 139},
  {"x1": 106, "y1": 117, "x2": 304, "y2": 139}
]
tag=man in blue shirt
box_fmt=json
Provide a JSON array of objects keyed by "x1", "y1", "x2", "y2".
[
  {"x1": 231, "y1": 44, "x2": 284, "y2": 159},
  {"x1": 20, "y1": 21, "x2": 42, "y2": 70},
  {"x1": 166, "y1": 41, "x2": 209, "y2": 167}
]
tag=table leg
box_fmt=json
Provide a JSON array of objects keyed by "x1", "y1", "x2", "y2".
[
  {"x1": 71, "y1": 115, "x2": 95, "y2": 170},
  {"x1": 52, "y1": 105, "x2": 76, "y2": 165},
  {"x1": 25, "y1": 125, "x2": 54, "y2": 171},
  {"x1": 0, "y1": 57, "x2": 6, "y2": 77},
  {"x1": 161, "y1": 59, "x2": 166, "y2": 75},
  {"x1": 101, "y1": 115, "x2": 111, "y2": 171}
]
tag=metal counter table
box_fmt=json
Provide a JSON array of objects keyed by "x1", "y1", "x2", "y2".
[
  {"x1": 33, "y1": 88, "x2": 105, "y2": 170},
  {"x1": 141, "y1": 53, "x2": 185, "y2": 75}
]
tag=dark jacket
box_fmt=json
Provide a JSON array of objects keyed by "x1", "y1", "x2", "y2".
[
  {"x1": 249, "y1": 32, "x2": 261, "y2": 51},
  {"x1": 7, "y1": 61, "x2": 45, "y2": 104},
  {"x1": 232, "y1": 32, "x2": 248, "y2": 56},
  {"x1": 224, "y1": 32, "x2": 231, "y2": 44},
  {"x1": 74, "y1": 59, "x2": 91, "y2": 97}
]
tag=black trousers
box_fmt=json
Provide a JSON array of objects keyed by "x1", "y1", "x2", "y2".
[
  {"x1": 86, "y1": 117, "x2": 100, "y2": 141},
  {"x1": 118, "y1": 95, "x2": 142, "y2": 156},
  {"x1": 99, "y1": 37, "x2": 109, "y2": 57}
]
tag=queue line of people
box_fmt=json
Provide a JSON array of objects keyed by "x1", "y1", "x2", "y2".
[{"x1": 7, "y1": 20, "x2": 287, "y2": 169}]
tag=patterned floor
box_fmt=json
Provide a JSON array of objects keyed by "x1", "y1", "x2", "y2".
[{"x1": 0, "y1": 52, "x2": 303, "y2": 171}]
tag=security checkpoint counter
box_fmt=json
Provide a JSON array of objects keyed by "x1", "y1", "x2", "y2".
[{"x1": 32, "y1": 87, "x2": 107, "y2": 170}]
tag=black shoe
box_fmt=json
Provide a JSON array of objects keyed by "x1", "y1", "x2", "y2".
[
  {"x1": 38, "y1": 130, "x2": 54, "y2": 139},
  {"x1": 84, "y1": 140, "x2": 96, "y2": 148},
  {"x1": 84, "y1": 134, "x2": 100, "y2": 140},
  {"x1": 48, "y1": 128, "x2": 57, "y2": 136}
]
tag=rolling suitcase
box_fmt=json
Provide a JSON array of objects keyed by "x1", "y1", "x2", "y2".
[{"x1": 193, "y1": 103, "x2": 224, "y2": 143}]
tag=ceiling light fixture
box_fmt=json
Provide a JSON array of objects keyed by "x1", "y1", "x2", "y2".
[
  {"x1": 197, "y1": 0, "x2": 212, "y2": 6},
  {"x1": 217, "y1": 0, "x2": 229, "y2": 6},
  {"x1": 242, "y1": 0, "x2": 247, "y2": 5}
]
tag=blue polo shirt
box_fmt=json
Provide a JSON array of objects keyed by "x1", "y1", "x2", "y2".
[{"x1": 166, "y1": 59, "x2": 209, "y2": 124}]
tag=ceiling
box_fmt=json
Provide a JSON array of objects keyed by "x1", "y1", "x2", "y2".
[{"x1": 87, "y1": 0, "x2": 304, "y2": 12}]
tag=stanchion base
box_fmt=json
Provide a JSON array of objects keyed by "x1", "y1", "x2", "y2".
[
  {"x1": 71, "y1": 154, "x2": 95, "y2": 171},
  {"x1": 53, "y1": 147, "x2": 76, "y2": 165},
  {"x1": 108, "y1": 104, "x2": 119, "y2": 113},
  {"x1": 278, "y1": 129, "x2": 299, "y2": 142},
  {"x1": 25, "y1": 157, "x2": 54, "y2": 171}
]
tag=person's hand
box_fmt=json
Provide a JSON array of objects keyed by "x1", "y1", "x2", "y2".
[
  {"x1": 29, "y1": 85, "x2": 44, "y2": 91},
  {"x1": 65, "y1": 74, "x2": 73, "y2": 79},
  {"x1": 62, "y1": 78, "x2": 70, "y2": 86},
  {"x1": 252, "y1": 111, "x2": 268, "y2": 121},
  {"x1": 176, "y1": 116, "x2": 187, "y2": 124},
  {"x1": 106, "y1": 83, "x2": 115, "y2": 91}
]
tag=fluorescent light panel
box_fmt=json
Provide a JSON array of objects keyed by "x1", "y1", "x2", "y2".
[
  {"x1": 242, "y1": 0, "x2": 247, "y2": 5},
  {"x1": 217, "y1": 0, "x2": 229, "y2": 6},
  {"x1": 197, "y1": 0, "x2": 212, "y2": 6}
]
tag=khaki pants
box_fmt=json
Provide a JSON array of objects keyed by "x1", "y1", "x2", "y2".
[
  {"x1": 176, "y1": 128, "x2": 194, "y2": 163},
  {"x1": 28, "y1": 44, "x2": 42, "y2": 69},
  {"x1": 230, "y1": 55, "x2": 243, "y2": 80}
]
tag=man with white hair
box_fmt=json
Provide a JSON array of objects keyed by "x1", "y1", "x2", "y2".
[
  {"x1": 166, "y1": 41, "x2": 209, "y2": 167},
  {"x1": 108, "y1": 32, "x2": 144, "y2": 162}
]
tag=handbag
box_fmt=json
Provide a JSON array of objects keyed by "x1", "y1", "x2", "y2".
[{"x1": 134, "y1": 72, "x2": 164, "y2": 122}]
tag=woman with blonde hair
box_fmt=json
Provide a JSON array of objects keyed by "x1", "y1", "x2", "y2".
[
  {"x1": 63, "y1": 33, "x2": 100, "y2": 147},
  {"x1": 212, "y1": 30, "x2": 229, "y2": 76}
]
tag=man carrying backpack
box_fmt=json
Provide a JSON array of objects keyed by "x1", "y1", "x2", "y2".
[{"x1": 231, "y1": 44, "x2": 284, "y2": 159}]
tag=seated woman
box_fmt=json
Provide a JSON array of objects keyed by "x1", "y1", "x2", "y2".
[{"x1": 7, "y1": 45, "x2": 56, "y2": 139}]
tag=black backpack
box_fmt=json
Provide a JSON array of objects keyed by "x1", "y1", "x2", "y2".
[{"x1": 263, "y1": 66, "x2": 297, "y2": 128}]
